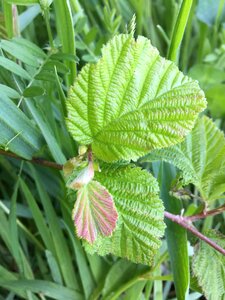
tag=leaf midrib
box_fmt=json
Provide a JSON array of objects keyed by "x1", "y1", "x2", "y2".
[{"x1": 92, "y1": 82, "x2": 200, "y2": 140}]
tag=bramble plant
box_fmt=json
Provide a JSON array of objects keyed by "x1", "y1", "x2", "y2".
[
  {"x1": 0, "y1": 1, "x2": 225, "y2": 300},
  {"x1": 64, "y1": 29, "x2": 206, "y2": 263}
]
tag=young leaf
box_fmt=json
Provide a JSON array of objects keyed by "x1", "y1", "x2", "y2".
[
  {"x1": 142, "y1": 116, "x2": 225, "y2": 202},
  {"x1": 67, "y1": 34, "x2": 206, "y2": 162},
  {"x1": 84, "y1": 163, "x2": 165, "y2": 265},
  {"x1": 72, "y1": 180, "x2": 118, "y2": 243},
  {"x1": 192, "y1": 230, "x2": 225, "y2": 300},
  {"x1": 23, "y1": 86, "x2": 45, "y2": 97}
]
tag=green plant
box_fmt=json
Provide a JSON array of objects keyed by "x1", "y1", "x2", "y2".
[{"x1": 0, "y1": 1, "x2": 225, "y2": 300}]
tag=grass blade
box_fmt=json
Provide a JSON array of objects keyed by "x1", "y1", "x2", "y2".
[
  {"x1": 167, "y1": 0, "x2": 193, "y2": 63},
  {"x1": 19, "y1": 178, "x2": 55, "y2": 253},
  {"x1": 54, "y1": 0, "x2": 76, "y2": 86},
  {"x1": 3, "y1": 2, "x2": 13, "y2": 38},
  {"x1": 0, "y1": 84, "x2": 20, "y2": 98},
  {"x1": 65, "y1": 223, "x2": 96, "y2": 299},
  {"x1": 0, "y1": 95, "x2": 44, "y2": 159},
  {"x1": 158, "y1": 162, "x2": 189, "y2": 300},
  {"x1": 0, "y1": 56, "x2": 31, "y2": 80},
  {"x1": 6, "y1": 0, "x2": 38, "y2": 5},
  {"x1": 9, "y1": 180, "x2": 22, "y2": 273},
  {"x1": 25, "y1": 100, "x2": 66, "y2": 164},
  {"x1": 0, "y1": 279, "x2": 83, "y2": 300},
  {"x1": 30, "y1": 166, "x2": 80, "y2": 290}
]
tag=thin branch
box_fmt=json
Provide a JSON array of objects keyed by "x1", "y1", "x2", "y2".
[
  {"x1": 164, "y1": 211, "x2": 225, "y2": 256},
  {"x1": 185, "y1": 204, "x2": 225, "y2": 221},
  {"x1": 0, "y1": 149, "x2": 63, "y2": 170}
]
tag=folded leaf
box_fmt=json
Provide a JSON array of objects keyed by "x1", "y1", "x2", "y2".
[
  {"x1": 142, "y1": 116, "x2": 225, "y2": 202},
  {"x1": 73, "y1": 180, "x2": 118, "y2": 243},
  {"x1": 67, "y1": 34, "x2": 206, "y2": 162},
  {"x1": 84, "y1": 163, "x2": 165, "y2": 265},
  {"x1": 192, "y1": 230, "x2": 225, "y2": 300}
]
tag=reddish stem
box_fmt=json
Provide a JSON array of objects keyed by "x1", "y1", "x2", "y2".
[
  {"x1": 164, "y1": 211, "x2": 225, "y2": 256},
  {"x1": 185, "y1": 204, "x2": 225, "y2": 221}
]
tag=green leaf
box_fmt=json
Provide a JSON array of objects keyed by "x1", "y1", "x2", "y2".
[
  {"x1": 0, "y1": 56, "x2": 31, "y2": 80},
  {"x1": 158, "y1": 162, "x2": 189, "y2": 300},
  {"x1": 64, "y1": 226, "x2": 96, "y2": 300},
  {"x1": 45, "y1": 250, "x2": 63, "y2": 284},
  {"x1": 142, "y1": 116, "x2": 225, "y2": 202},
  {"x1": 29, "y1": 167, "x2": 80, "y2": 290},
  {"x1": 192, "y1": 230, "x2": 225, "y2": 300},
  {"x1": 188, "y1": 64, "x2": 225, "y2": 88},
  {"x1": 0, "y1": 38, "x2": 46, "y2": 67},
  {"x1": 0, "y1": 279, "x2": 83, "y2": 300},
  {"x1": 67, "y1": 34, "x2": 206, "y2": 162},
  {"x1": 102, "y1": 259, "x2": 143, "y2": 298},
  {"x1": 23, "y1": 86, "x2": 45, "y2": 97},
  {"x1": 19, "y1": 5, "x2": 41, "y2": 32},
  {"x1": 0, "y1": 266, "x2": 26, "y2": 298},
  {"x1": 206, "y1": 84, "x2": 225, "y2": 118},
  {"x1": 2, "y1": 2, "x2": 13, "y2": 39},
  {"x1": 0, "y1": 84, "x2": 20, "y2": 99},
  {"x1": 19, "y1": 179, "x2": 55, "y2": 252},
  {"x1": 6, "y1": 0, "x2": 38, "y2": 5},
  {"x1": 54, "y1": 0, "x2": 76, "y2": 85},
  {"x1": 84, "y1": 163, "x2": 165, "y2": 265},
  {"x1": 0, "y1": 95, "x2": 43, "y2": 159},
  {"x1": 9, "y1": 181, "x2": 23, "y2": 274},
  {"x1": 42, "y1": 60, "x2": 69, "y2": 74},
  {"x1": 25, "y1": 100, "x2": 66, "y2": 164}
]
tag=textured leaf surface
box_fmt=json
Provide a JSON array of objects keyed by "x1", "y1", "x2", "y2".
[
  {"x1": 67, "y1": 34, "x2": 206, "y2": 162},
  {"x1": 73, "y1": 180, "x2": 118, "y2": 243},
  {"x1": 192, "y1": 230, "x2": 225, "y2": 300},
  {"x1": 84, "y1": 164, "x2": 165, "y2": 265},
  {"x1": 142, "y1": 116, "x2": 225, "y2": 202}
]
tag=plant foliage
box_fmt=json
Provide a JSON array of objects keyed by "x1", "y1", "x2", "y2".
[
  {"x1": 0, "y1": 1, "x2": 225, "y2": 299},
  {"x1": 84, "y1": 163, "x2": 165, "y2": 265},
  {"x1": 66, "y1": 33, "x2": 206, "y2": 162},
  {"x1": 142, "y1": 116, "x2": 225, "y2": 202},
  {"x1": 192, "y1": 230, "x2": 225, "y2": 300}
]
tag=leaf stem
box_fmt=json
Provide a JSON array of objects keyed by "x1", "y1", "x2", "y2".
[
  {"x1": 0, "y1": 149, "x2": 63, "y2": 170},
  {"x1": 43, "y1": 8, "x2": 54, "y2": 50},
  {"x1": 185, "y1": 204, "x2": 225, "y2": 221},
  {"x1": 164, "y1": 211, "x2": 225, "y2": 256}
]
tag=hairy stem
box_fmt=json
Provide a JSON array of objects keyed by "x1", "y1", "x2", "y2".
[{"x1": 164, "y1": 211, "x2": 225, "y2": 256}]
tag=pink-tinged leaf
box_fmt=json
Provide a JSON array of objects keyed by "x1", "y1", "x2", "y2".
[
  {"x1": 69, "y1": 161, "x2": 94, "y2": 190},
  {"x1": 72, "y1": 180, "x2": 118, "y2": 243}
]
